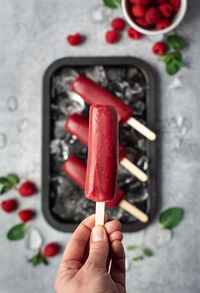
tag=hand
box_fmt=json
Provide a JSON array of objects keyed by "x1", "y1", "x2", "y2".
[{"x1": 55, "y1": 214, "x2": 126, "y2": 293}]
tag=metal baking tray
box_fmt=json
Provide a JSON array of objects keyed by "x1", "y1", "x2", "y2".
[{"x1": 42, "y1": 57, "x2": 157, "y2": 232}]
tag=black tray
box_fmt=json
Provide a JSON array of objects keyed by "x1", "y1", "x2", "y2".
[{"x1": 42, "y1": 57, "x2": 157, "y2": 232}]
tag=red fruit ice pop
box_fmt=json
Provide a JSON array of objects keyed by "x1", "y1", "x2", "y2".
[
  {"x1": 85, "y1": 105, "x2": 118, "y2": 225},
  {"x1": 63, "y1": 155, "x2": 148, "y2": 223},
  {"x1": 65, "y1": 113, "x2": 148, "y2": 182},
  {"x1": 71, "y1": 76, "x2": 156, "y2": 141}
]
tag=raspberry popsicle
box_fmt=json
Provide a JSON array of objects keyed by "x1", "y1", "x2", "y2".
[
  {"x1": 63, "y1": 155, "x2": 148, "y2": 223},
  {"x1": 72, "y1": 76, "x2": 156, "y2": 141},
  {"x1": 65, "y1": 113, "x2": 148, "y2": 182},
  {"x1": 85, "y1": 105, "x2": 118, "y2": 225}
]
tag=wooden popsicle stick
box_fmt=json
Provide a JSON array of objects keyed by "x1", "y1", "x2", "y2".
[
  {"x1": 95, "y1": 202, "x2": 105, "y2": 226},
  {"x1": 119, "y1": 199, "x2": 149, "y2": 223},
  {"x1": 120, "y1": 157, "x2": 148, "y2": 182},
  {"x1": 127, "y1": 117, "x2": 156, "y2": 141}
]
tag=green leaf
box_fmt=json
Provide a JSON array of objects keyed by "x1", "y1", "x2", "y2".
[
  {"x1": 174, "y1": 51, "x2": 182, "y2": 61},
  {"x1": 103, "y1": 0, "x2": 121, "y2": 8},
  {"x1": 132, "y1": 256, "x2": 143, "y2": 261},
  {"x1": 143, "y1": 248, "x2": 153, "y2": 257},
  {"x1": 7, "y1": 223, "x2": 28, "y2": 241},
  {"x1": 166, "y1": 60, "x2": 180, "y2": 76},
  {"x1": 0, "y1": 177, "x2": 8, "y2": 184},
  {"x1": 167, "y1": 35, "x2": 184, "y2": 50},
  {"x1": 0, "y1": 184, "x2": 12, "y2": 195},
  {"x1": 6, "y1": 174, "x2": 19, "y2": 186},
  {"x1": 159, "y1": 54, "x2": 173, "y2": 63},
  {"x1": 126, "y1": 245, "x2": 138, "y2": 250},
  {"x1": 28, "y1": 253, "x2": 48, "y2": 266},
  {"x1": 160, "y1": 207, "x2": 183, "y2": 229}
]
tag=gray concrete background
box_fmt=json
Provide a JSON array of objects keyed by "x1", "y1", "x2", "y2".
[{"x1": 0, "y1": 0, "x2": 200, "y2": 292}]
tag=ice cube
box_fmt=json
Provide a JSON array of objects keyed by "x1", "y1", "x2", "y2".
[
  {"x1": 7, "y1": 96, "x2": 18, "y2": 112},
  {"x1": 146, "y1": 225, "x2": 172, "y2": 247},
  {"x1": 16, "y1": 119, "x2": 29, "y2": 132},
  {"x1": 85, "y1": 66, "x2": 108, "y2": 87},
  {"x1": 25, "y1": 228, "x2": 43, "y2": 251}
]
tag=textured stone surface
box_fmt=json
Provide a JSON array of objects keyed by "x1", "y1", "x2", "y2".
[{"x1": 0, "y1": 0, "x2": 200, "y2": 292}]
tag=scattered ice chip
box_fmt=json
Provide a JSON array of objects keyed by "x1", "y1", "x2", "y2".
[
  {"x1": 137, "y1": 156, "x2": 149, "y2": 171},
  {"x1": 25, "y1": 228, "x2": 43, "y2": 251},
  {"x1": 147, "y1": 225, "x2": 172, "y2": 247},
  {"x1": 91, "y1": 4, "x2": 112, "y2": 23},
  {"x1": 17, "y1": 118, "x2": 29, "y2": 132},
  {"x1": 7, "y1": 96, "x2": 18, "y2": 111},
  {"x1": 168, "y1": 77, "x2": 182, "y2": 90},
  {"x1": 0, "y1": 133, "x2": 7, "y2": 149},
  {"x1": 58, "y1": 95, "x2": 85, "y2": 116}
]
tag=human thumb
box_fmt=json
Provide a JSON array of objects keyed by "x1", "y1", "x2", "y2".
[{"x1": 86, "y1": 225, "x2": 109, "y2": 268}]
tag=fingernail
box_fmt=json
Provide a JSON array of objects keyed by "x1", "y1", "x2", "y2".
[{"x1": 92, "y1": 226, "x2": 106, "y2": 242}]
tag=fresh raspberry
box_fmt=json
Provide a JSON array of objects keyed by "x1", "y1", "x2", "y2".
[
  {"x1": 1, "y1": 199, "x2": 17, "y2": 213},
  {"x1": 43, "y1": 243, "x2": 60, "y2": 258},
  {"x1": 152, "y1": 42, "x2": 166, "y2": 55},
  {"x1": 105, "y1": 30, "x2": 119, "y2": 44},
  {"x1": 156, "y1": 19, "x2": 171, "y2": 30},
  {"x1": 67, "y1": 33, "x2": 82, "y2": 46},
  {"x1": 135, "y1": 18, "x2": 150, "y2": 29},
  {"x1": 156, "y1": 0, "x2": 168, "y2": 3},
  {"x1": 132, "y1": 5, "x2": 146, "y2": 18},
  {"x1": 129, "y1": 0, "x2": 150, "y2": 5},
  {"x1": 18, "y1": 209, "x2": 35, "y2": 223},
  {"x1": 111, "y1": 18, "x2": 125, "y2": 31},
  {"x1": 127, "y1": 27, "x2": 142, "y2": 40},
  {"x1": 145, "y1": 7, "x2": 161, "y2": 25},
  {"x1": 169, "y1": 0, "x2": 180, "y2": 12},
  {"x1": 158, "y1": 3, "x2": 173, "y2": 18},
  {"x1": 18, "y1": 181, "x2": 36, "y2": 197}
]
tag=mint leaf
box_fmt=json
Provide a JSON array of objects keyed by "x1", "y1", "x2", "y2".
[
  {"x1": 166, "y1": 60, "x2": 180, "y2": 75},
  {"x1": 7, "y1": 223, "x2": 28, "y2": 240},
  {"x1": 0, "y1": 184, "x2": 12, "y2": 195},
  {"x1": 159, "y1": 54, "x2": 173, "y2": 63},
  {"x1": 167, "y1": 35, "x2": 184, "y2": 50},
  {"x1": 126, "y1": 246, "x2": 138, "y2": 250},
  {"x1": 143, "y1": 248, "x2": 153, "y2": 257},
  {"x1": 28, "y1": 253, "x2": 48, "y2": 266},
  {"x1": 133, "y1": 256, "x2": 143, "y2": 261},
  {"x1": 0, "y1": 177, "x2": 8, "y2": 184},
  {"x1": 160, "y1": 207, "x2": 183, "y2": 229},
  {"x1": 6, "y1": 174, "x2": 19, "y2": 186},
  {"x1": 103, "y1": 0, "x2": 121, "y2": 8}
]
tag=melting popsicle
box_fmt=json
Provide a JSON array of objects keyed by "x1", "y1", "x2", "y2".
[
  {"x1": 72, "y1": 75, "x2": 156, "y2": 141},
  {"x1": 65, "y1": 113, "x2": 148, "y2": 182},
  {"x1": 63, "y1": 155, "x2": 148, "y2": 223}
]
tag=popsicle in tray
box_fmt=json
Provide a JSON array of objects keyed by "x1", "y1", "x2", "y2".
[
  {"x1": 65, "y1": 113, "x2": 148, "y2": 182},
  {"x1": 63, "y1": 155, "x2": 148, "y2": 223},
  {"x1": 72, "y1": 75, "x2": 156, "y2": 141}
]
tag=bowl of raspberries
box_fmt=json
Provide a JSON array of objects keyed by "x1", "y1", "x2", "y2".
[{"x1": 122, "y1": 0, "x2": 187, "y2": 35}]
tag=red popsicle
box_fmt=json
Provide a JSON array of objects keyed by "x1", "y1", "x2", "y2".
[
  {"x1": 72, "y1": 75, "x2": 156, "y2": 141},
  {"x1": 65, "y1": 113, "x2": 148, "y2": 182},
  {"x1": 63, "y1": 155, "x2": 148, "y2": 223}
]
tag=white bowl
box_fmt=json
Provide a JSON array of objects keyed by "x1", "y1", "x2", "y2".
[{"x1": 121, "y1": 0, "x2": 187, "y2": 35}]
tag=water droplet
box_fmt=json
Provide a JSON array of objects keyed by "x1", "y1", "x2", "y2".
[
  {"x1": 7, "y1": 96, "x2": 18, "y2": 111},
  {"x1": 168, "y1": 77, "x2": 182, "y2": 90},
  {"x1": 16, "y1": 119, "x2": 29, "y2": 132},
  {"x1": 147, "y1": 225, "x2": 172, "y2": 248},
  {"x1": 0, "y1": 133, "x2": 7, "y2": 149},
  {"x1": 25, "y1": 228, "x2": 43, "y2": 251}
]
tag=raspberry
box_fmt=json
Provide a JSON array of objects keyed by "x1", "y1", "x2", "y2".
[
  {"x1": 158, "y1": 3, "x2": 173, "y2": 18},
  {"x1": 135, "y1": 18, "x2": 150, "y2": 29},
  {"x1": 67, "y1": 33, "x2": 82, "y2": 46},
  {"x1": 145, "y1": 7, "x2": 161, "y2": 25},
  {"x1": 18, "y1": 209, "x2": 35, "y2": 223},
  {"x1": 156, "y1": 19, "x2": 170, "y2": 30},
  {"x1": 18, "y1": 181, "x2": 36, "y2": 197},
  {"x1": 127, "y1": 27, "x2": 142, "y2": 40},
  {"x1": 169, "y1": 0, "x2": 180, "y2": 12},
  {"x1": 1, "y1": 199, "x2": 17, "y2": 213},
  {"x1": 132, "y1": 5, "x2": 146, "y2": 18},
  {"x1": 129, "y1": 0, "x2": 150, "y2": 5},
  {"x1": 43, "y1": 243, "x2": 60, "y2": 258},
  {"x1": 111, "y1": 18, "x2": 125, "y2": 31},
  {"x1": 152, "y1": 42, "x2": 166, "y2": 55},
  {"x1": 156, "y1": 0, "x2": 168, "y2": 3},
  {"x1": 105, "y1": 30, "x2": 119, "y2": 44}
]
